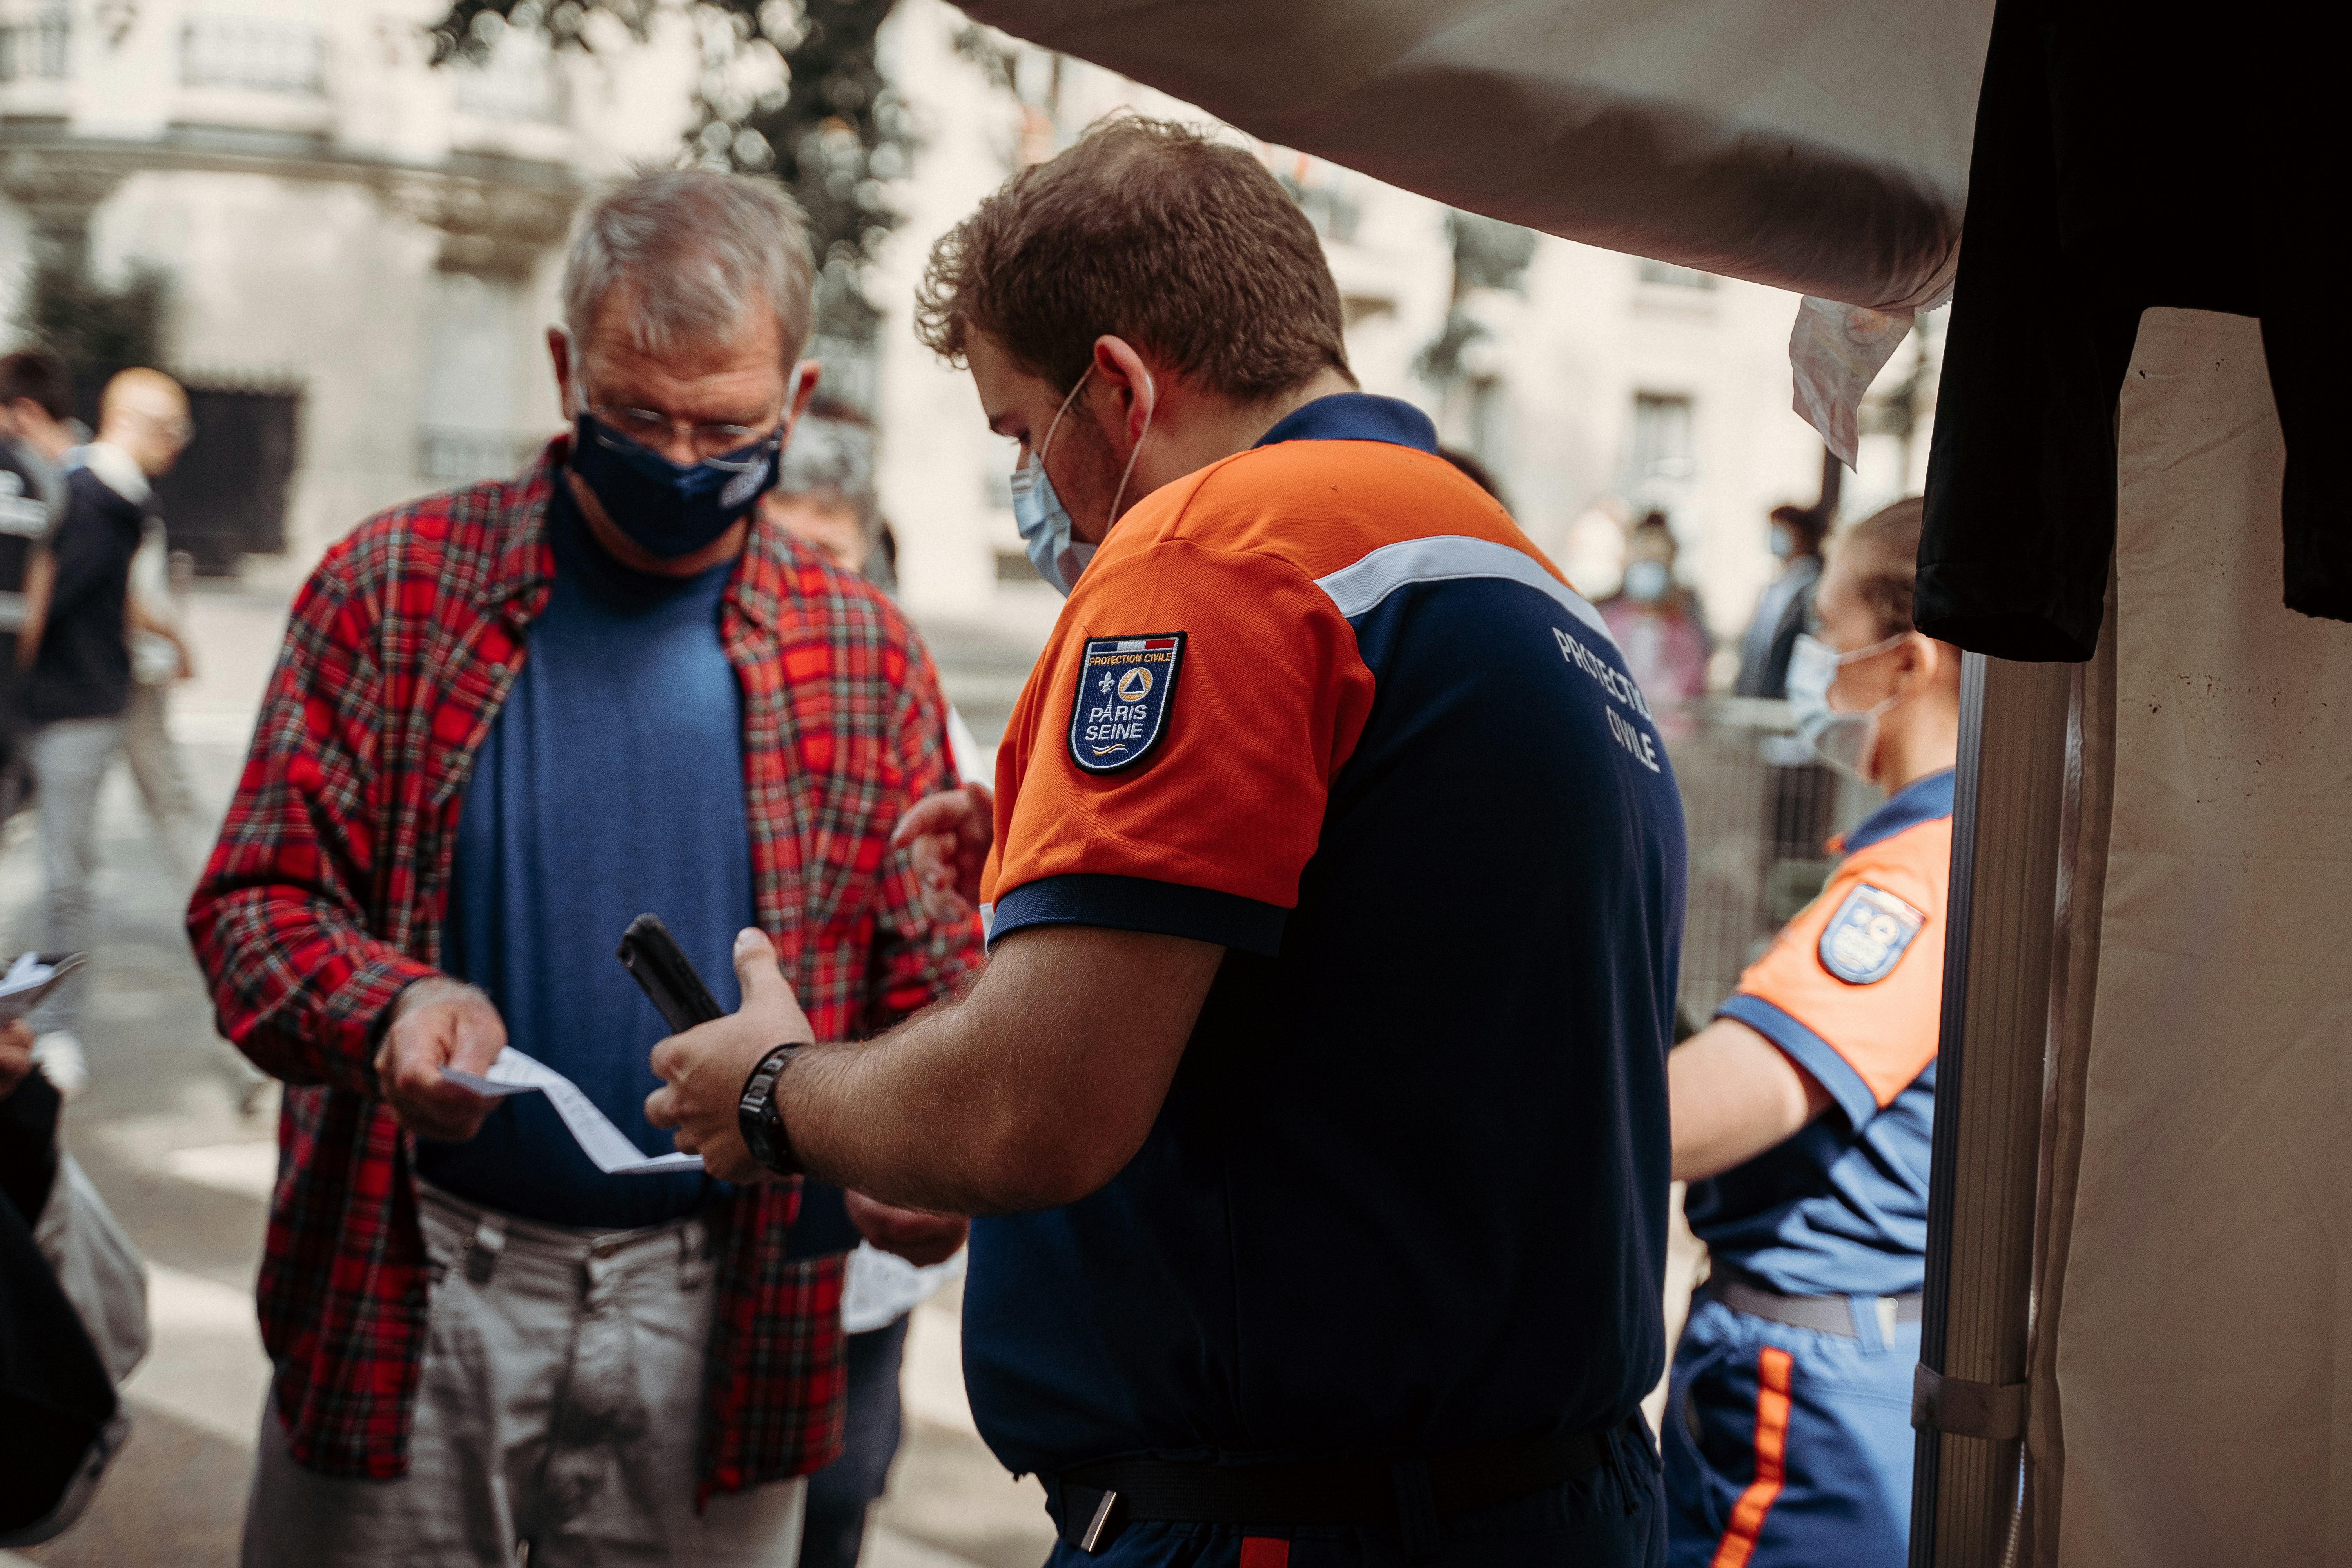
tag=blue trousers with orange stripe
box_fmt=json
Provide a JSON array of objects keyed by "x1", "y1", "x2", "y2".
[
  {"x1": 1037, "y1": 1417, "x2": 1666, "y2": 1567},
  {"x1": 1661, "y1": 1297, "x2": 1918, "y2": 1568}
]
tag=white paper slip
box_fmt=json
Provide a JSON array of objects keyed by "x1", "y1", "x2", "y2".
[
  {"x1": 441, "y1": 1047, "x2": 702, "y2": 1176},
  {"x1": 0, "y1": 951, "x2": 86, "y2": 1024}
]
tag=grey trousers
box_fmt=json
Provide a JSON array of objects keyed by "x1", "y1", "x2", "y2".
[
  {"x1": 241, "y1": 1184, "x2": 806, "y2": 1568},
  {"x1": 29, "y1": 715, "x2": 127, "y2": 1036},
  {"x1": 120, "y1": 682, "x2": 206, "y2": 887}
]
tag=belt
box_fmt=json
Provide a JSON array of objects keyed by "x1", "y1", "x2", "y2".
[
  {"x1": 1055, "y1": 1421, "x2": 1629, "y2": 1550},
  {"x1": 1705, "y1": 1275, "x2": 1923, "y2": 1338}
]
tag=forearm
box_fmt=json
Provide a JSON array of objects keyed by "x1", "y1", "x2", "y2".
[
  {"x1": 783, "y1": 998, "x2": 1071, "y2": 1216},
  {"x1": 15, "y1": 549, "x2": 50, "y2": 665},
  {"x1": 127, "y1": 595, "x2": 182, "y2": 642},
  {"x1": 190, "y1": 882, "x2": 438, "y2": 1093}
]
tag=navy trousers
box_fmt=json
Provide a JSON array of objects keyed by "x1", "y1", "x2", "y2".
[
  {"x1": 1662, "y1": 1296, "x2": 1917, "y2": 1568},
  {"x1": 797, "y1": 1312, "x2": 912, "y2": 1568},
  {"x1": 1038, "y1": 1417, "x2": 1665, "y2": 1568}
]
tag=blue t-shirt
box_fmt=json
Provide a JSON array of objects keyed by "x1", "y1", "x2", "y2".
[
  {"x1": 417, "y1": 477, "x2": 753, "y2": 1229},
  {"x1": 965, "y1": 395, "x2": 1686, "y2": 1475}
]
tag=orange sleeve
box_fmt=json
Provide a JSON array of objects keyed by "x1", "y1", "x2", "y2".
[
  {"x1": 977, "y1": 538, "x2": 1377, "y2": 956},
  {"x1": 1716, "y1": 819, "x2": 1951, "y2": 1125}
]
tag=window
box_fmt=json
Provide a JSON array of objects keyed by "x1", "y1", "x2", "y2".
[
  {"x1": 1631, "y1": 393, "x2": 1697, "y2": 488},
  {"x1": 415, "y1": 271, "x2": 540, "y2": 481},
  {"x1": 0, "y1": 5, "x2": 69, "y2": 82}
]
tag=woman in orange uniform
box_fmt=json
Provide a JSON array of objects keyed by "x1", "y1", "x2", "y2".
[{"x1": 1663, "y1": 497, "x2": 1961, "y2": 1567}]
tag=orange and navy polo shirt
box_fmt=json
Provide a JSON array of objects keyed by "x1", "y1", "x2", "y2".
[
  {"x1": 960, "y1": 394, "x2": 1688, "y2": 1479},
  {"x1": 1685, "y1": 768, "x2": 1955, "y2": 1298}
]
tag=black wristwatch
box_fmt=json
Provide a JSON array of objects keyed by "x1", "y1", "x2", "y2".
[{"x1": 738, "y1": 1045, "x2": 806, "y2": 1176}]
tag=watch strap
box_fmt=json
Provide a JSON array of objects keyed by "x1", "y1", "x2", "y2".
[{"x1": 737, "y1": 1044, "x2": 804, "y2": 1176}]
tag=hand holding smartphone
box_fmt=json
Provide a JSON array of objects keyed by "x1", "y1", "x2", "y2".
[{"x1": 615, "y1": 915, "x2": 724, "y2": 1033}]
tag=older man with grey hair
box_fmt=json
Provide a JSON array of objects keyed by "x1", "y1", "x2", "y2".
[{"x1": 190, "y1": 168, "x2": 980, "y2": 1567}]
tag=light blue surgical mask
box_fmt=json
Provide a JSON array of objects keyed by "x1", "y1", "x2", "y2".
[
  {"x1": 1009, "y1": 366, "x2": 1152, "y2": 597},
  {"x1": 1622, "y1": 558, "x2": 1671, "y2": 604},
  {"x1": 1785, "y1": 629, "x2": 1909, "y2": 781}
]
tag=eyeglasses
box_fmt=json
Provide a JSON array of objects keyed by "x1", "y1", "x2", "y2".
[
  {"x1": 582, "y1": 401, "x2": 783, "y2": 472},
  {"x1": 126, "y1": 406, "x2": 194, "y2": 446}
]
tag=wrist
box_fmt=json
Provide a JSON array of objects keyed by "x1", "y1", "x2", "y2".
[
  {"x1": 738, "y1": 1044, "x2": 806, "y2": 1177},
  {"x1": 390, "y1": 976, "x2": 486, "y2": 1024}
]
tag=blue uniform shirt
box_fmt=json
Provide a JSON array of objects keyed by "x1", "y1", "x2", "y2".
[
  {"x1": 418, "y1": 477, "x2": 751, "y2": 1229},
  {"x1": 965, "y1": 395, "x2": 1686, "y2": 1475},
  {"x1": 1685, "y1": 770, "x2": 1956, "y2": 1297}
]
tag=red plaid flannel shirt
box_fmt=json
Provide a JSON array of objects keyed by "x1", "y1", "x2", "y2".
[{"x1": 187, "y1": 438, "x2": 983, "y2": 1494}]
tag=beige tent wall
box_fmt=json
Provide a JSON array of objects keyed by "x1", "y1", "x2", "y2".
[{"x1": 2029, "y1": 308, "x2": 2352, "y2": 1564}]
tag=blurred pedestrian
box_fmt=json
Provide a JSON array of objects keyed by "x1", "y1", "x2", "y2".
[
  {"x1": 0, "y1": 348, "x2": 76, "y2": 511},
  {"x1": 0, "y1": 348, "x2": 77, "y2": 826},
  {"x1": 648, "y1": 117, "x2": 1682, "y2": 1566},
  {"x1": 119, "y1": 524, "x2": 206, "y2": 887},
  {"x1": 187, "y1": 169, "x2": 980, "y2": 1568},
  {"x1": 0, "y1": 1002, "x2": 150, "y2": 1548},
  {"x1": 764, "y1": 410, "x2": 880, "y2": 574},
  {"x1": 765, "y1": 414, "x2": 983, "y2": 789},
  {"x1": 1599, "y1": 511, "x2": 1711, "y2": 733},
  {"x1": 1662, "y1": 497, "x2": 1958, "y2": 1567},
  {"x1": 761, "y1": 408, "x2": 972, "y2": 1568},
  {"x1": 17, "y1": 369, "x2": 192, "y2": 1095},
  {"x1": 1733, "y1": 503, "x2": 1830, "y2": 699}
]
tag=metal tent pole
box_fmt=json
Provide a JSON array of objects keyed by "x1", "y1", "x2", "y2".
[{"x1": 1908, "y1": 652, "x2": 2072, "y2": 1566}]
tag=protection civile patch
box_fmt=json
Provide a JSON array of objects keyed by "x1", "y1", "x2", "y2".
[
  {"x1": 1068, "y1": 633, "x2": 1185, "y2": 774},
  {"x1": 1818, "y1": 883, "x2": 1926, "y2": 985}
]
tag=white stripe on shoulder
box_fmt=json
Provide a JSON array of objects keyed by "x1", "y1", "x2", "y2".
[{"x1": 1312, "y1": 535, "x2": 1616, "y2": 647}]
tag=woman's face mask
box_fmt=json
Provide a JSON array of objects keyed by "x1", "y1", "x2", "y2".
[
  {"x1": 1009, "y1": 365, "x2": 1154, "y2": 597},
  {"x1": 1785, "y1": 628, "x2": 1911, "y2": 782},
  {"x1": 1622, "y1": 558, "x2": 1671, "y2": 604}
]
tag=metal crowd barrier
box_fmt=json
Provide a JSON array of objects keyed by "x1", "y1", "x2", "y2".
[{"x1": 1661, "y1": 697, "x2": 1880, "y2": 1029}]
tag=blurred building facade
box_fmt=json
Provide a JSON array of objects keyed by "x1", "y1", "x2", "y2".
[
  {"x1": 0, "y1": 0, "x2": 701, "y2": 568},
  {"x1": 0, "y1": 0, "x2": 1935, "y2": 650},
  {"x1": 869, "y1": 0, "x2": 1941, "y2": 652}
]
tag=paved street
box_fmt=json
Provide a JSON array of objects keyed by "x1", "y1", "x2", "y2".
[{"x1": 0, "y1": 569, "x2": 1056, "y2": 1568}]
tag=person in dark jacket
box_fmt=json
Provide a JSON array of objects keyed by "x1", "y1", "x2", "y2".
[
  {"x1": 1733, "y1": 503, "x2": 1830, "y2": 700},
  {"x1": 18, "y1": 369, "x2": 191, "y2": 1085},
  {"x1": 0, "y1": 348, "x2": 76, "y2": 825}
]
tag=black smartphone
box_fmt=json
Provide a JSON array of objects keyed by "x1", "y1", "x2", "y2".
[{"x1": 616, "y1": 914, "x2": 725, "y2": 1033}]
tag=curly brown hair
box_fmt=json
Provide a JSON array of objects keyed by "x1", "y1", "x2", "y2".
[{"x1": 914, "y1": 117, "x2": 1352, "y2": 403}]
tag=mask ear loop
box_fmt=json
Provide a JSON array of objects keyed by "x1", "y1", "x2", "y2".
[
  {"x1": 1830, "y1": 630, "x2": 1920, "y2": 783},
  {"x1": 1036, "y1": 367, "x2": 1092, "y2": 467},
  {"x1": 1103, "y1": 368, "x2": 1155, "y2": 528}
]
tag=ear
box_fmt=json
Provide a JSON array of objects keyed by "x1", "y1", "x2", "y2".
[
  {"x1": 780, "y1": 359, "x2": 820, "y2": 440},
  {"x1": 1089, "y1": 335, "x2": 1158, "y2": 448},
  {"x1": 1894, "y1": 630, "x2": 1937, "y2": 693},
  {"x1": 548, "y1": 327, "x2": 576, "y2": 415}
]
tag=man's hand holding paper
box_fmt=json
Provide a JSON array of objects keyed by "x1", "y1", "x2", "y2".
[{"x1": 377, "y1": 977, "x2": 507, "y2": 1141}]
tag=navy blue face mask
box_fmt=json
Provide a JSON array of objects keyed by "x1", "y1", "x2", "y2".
[{"x1": 569, "y1": 410, "x2": 784, "y2": 559}]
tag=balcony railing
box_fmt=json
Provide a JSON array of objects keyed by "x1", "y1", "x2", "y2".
[
  {"x1": 452, "y1": 58, "x2": 565, "y2": 125},
  {"x1": 181, "y1": 15, "x2": 325, "y2": 96}
]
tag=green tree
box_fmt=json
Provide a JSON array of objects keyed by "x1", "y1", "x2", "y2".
[
  {"x1": 18, "y1": 256, "x2": 167, "y2": 376},
  {"x1": 433, "y1": 0, "x2": 910, "y2": 345}
]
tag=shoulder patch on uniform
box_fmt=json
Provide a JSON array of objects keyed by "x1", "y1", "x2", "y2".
[
  {"x1": 1818, "y1": 884, "x2": 1927, "y2": 985},
  {"x1": 1068, "y1": 633, "x2": 1185, "y2": 774}
]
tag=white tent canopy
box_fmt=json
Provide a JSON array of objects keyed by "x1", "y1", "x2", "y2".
[
  {"x1": 946, "y1": 10, "x2": 2352, "y2": 1568},
  {"x1": 960, "y1": 0, "x2": 1993, "y2": 452}
]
